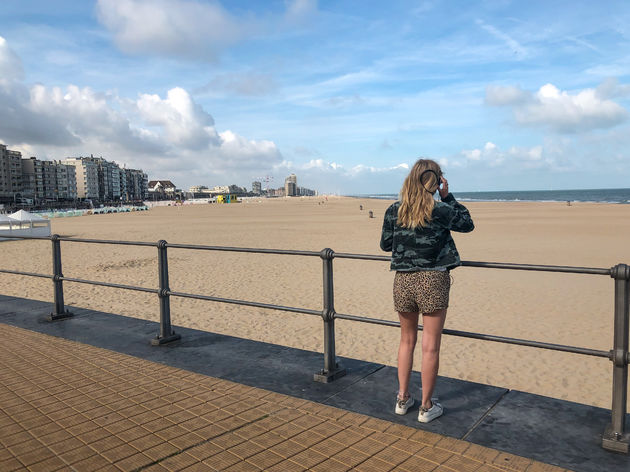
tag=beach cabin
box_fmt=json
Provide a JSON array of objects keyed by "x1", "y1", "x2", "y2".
[
  {"x1": 215, "y1": 194, "x2": 241, "y2": 204},
  {"x1": 0, "y1": 210, "x2": 51, "y2": 241}
]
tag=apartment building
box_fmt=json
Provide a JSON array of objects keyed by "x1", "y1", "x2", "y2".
[
  {"x1": 0, "y1": 144, "x2": 23, "y2": 202},
  {"x1": 122, "y1": 168, "x2": 148, "y2": 201},
  {"x1": 55, "y1": 162, "x2": 77, "y2": 200},
  {"x1": 284, "y1": 173, "x2": 297, "y2": 197},
  {"x1": 21, "y1": 157, "x2": 77, "y2": 202},
  {"x1": 1, "y1": 144, "x2": 148, "y2": 205},
  {"x1": 63, "y1": 156, "x2": 148, "y2": 202},
  {"x1": 20, "y1": 157, "x2": 41, "y2": 201},
  {"x1": 189, "y1": 185, "x2": 208, "y2": 193},
  {"x1": 61, "y1": 157, "x2": 99, "y2": 200},
  {"x1": 96, "y1": 158, "x2": 121, "y2": 201}
]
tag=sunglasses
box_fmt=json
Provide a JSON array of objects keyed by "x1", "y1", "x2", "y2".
[{"x1": 420, "y1": 170, "x2": 442, "y2": 187}]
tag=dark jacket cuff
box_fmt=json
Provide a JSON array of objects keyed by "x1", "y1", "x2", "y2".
[{"x1": 441, "y1": 193, "x2": 455, "y2": 203}]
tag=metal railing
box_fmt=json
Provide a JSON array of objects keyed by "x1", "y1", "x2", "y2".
[{"x1": 0, "y1": 234, "x2": 628, "y2": 453}]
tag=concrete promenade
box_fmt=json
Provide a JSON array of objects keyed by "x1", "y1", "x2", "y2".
[{"x1": 1, "y1": 295, "x2": 629, "y2": 471}]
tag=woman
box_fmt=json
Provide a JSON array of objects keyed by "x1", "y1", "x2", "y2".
[{"x1": 380, "y1": 159, "x2": 474, "y2": 423}]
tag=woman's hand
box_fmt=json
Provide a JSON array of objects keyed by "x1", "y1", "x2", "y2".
[{"x1": 438, "y1": 177, "x2": 449, "y2": 199}]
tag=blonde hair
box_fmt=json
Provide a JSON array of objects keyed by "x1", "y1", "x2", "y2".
[{"x1": 397, "y1": 159, "x2": 442, "y2": 228}]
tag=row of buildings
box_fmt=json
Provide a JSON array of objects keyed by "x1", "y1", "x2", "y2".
[
  {"x1": 187, "y1": 174, "x2": 317, "y2": 199},
  {"x1": 253, "y1": 174, "x2": 317, "y2": 197},
  {"x1": 0, "y1": 144, "x2": 148, "y2": 206},
  {"x1": 188, "y1": 184, "x2": 248, "y2": 196},
  {"x1": 1, "y1": 144, "x2": 318, "y2": 208}
]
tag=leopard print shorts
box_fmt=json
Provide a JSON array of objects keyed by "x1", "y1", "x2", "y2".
[{"x1": 393, "y1": 270, "x2": 450, "y2": 313}]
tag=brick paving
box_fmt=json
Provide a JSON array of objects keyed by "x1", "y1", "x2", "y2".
[{"x1": 0, "y1": 324, "x2": 571, "y2": 471}]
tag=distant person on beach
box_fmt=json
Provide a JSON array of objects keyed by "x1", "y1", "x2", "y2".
[{"x1": 380, "y1": 159, "x2": 474, "y2": 423}]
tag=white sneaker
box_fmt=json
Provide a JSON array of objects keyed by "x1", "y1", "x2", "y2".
[
  {"x1": 418, "y1": 401, "x2": 443, "y2": 423},
  {"x1": 395, "y1": 395, "x2": 415, "y2": 415}
]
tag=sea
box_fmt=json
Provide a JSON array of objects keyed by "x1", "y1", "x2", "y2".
[{"x1": 349, "y1": 188, "x2": 630, "y2": 204}]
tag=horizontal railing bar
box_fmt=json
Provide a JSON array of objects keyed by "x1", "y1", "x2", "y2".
[
  {"x1": 335, "y1": 312, "x2": 612, "y2": 358},
  {"x1": 0, "y1": 235, "x2": 51, "y2": 240},
  {"x1": 461, "y1": 260, "x2": 611, "y2": 276},
  {"x1": 0, "y1": 268, "x2": 52, "y2": 279},
  {"x1": 442, "y1": 327, "x2": 611, "y2": 358},
  {"x1": 334, "y1": 252, "x2": 611, "y2": 275},
  {"x1": 166, "y1": 243, "x2": 321, "y2": 257},
  {"x1": 0, "y1": 235, "x2": 614, "y2": 275},
  {"x1": 334, "y1": 253, "x2": 390, "y2": 261},
  {"x1": 168, "y1": 290, "x2": 322, "y2": 316},
  {"x1": 334, "y1": 312, "x2": 401, "y2": 327},
  {"x1": 58, "y1": 237, "x2": 158, "y2": 247},
  {"x1": 61, "y1": 277, "x2": 159, "y2": 294}
]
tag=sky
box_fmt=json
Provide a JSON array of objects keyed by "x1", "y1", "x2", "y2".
[{"x1": 1, "y1": 0, "x2": 629, "y2": 194}]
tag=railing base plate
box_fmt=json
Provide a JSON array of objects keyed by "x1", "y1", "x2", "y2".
[
  {"x1": 48, "y1": 311, "x2": 73, "y2": 321},
  {"x1": 151, "y1": 333, "x2": 181, "y2": 346},
  {"x1": 313, "y1": 366, "x2": 347, "y2": 383},
  {"x1": 602, "y1": 424, "x2": 629, "y2": 454}
]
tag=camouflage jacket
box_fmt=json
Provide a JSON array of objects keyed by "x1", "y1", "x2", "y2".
[{"x1": 380, "y1": 193, "x2": 474, "y2": 271}]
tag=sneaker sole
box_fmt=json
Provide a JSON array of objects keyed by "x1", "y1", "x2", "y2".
[
  {"x1": 418, "y1": 407, "x2": 443, "y2": 423},
  {"x1": 418, "y1": 412, "x2": 442, "y2": 423}
]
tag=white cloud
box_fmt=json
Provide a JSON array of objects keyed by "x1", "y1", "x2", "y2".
[
  {"x1": 462, "y1": 142, "x2": 500, "y2": 162},
  {"x1": 486, "y1": 82, "x2": 629, "y2": 133},
  {"x1": 0, "y1": 36, "x2": 24, "y2": 82},
  {"x1": 136, "y1": 87, "x2": 220, "y2": 149},
  {"x1": 301, "y1": 159, "x2": 342, "y2": 171},
  {"x1": 456, "y1": 142, "x2": 548, "y2": 169},
  {"x1": 97, "y1": 0, "x2": 319, "y2": 61},
  {"x1": 464, "y1": 149, "x2": 481, "y2": 161},
  {"x1": 485, "y1": 85, "x2": 529, "y2": 106},
  {"x1": 269, "y1": 159, "x2": 411, "y2": 194},
  {"x1": 0, "y1": 36, "x2": 282, "y2": 187},
  {"x1": 284, "y1": 0, "x2": 318, "y2": 24},
  {"x1": 347, "y1": 163, "x2": 410, "y2": 175},
  {"x1": 595, "y1": 77, "x2": 630, "y2": 99},
  {"x1": 1, "y1": 81, "x2": 114, "y2": 147},
  {"x1": 217, "y1": 130, "x2": 280, "y2": 169},
  {"x1": 96, "y1": 0, "x2": 245, "y2": 60},
  {"x1": 585, "y1": 57, "x2": 630, "y2": 78}
]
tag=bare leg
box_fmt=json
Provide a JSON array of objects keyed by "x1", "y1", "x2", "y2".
[
  {"x1": 421, "y1": 308, "x2": 447, "y2": 408},
  {"x1": 397, "y1": 311, "x2": 419, "y2": 399}
]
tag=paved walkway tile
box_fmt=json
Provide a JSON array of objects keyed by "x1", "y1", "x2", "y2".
[{"x1": 0, "y1": 324, "x2": 571, "y2": 471}]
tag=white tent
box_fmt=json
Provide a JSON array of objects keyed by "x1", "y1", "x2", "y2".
[
  {"x1": 9, "y1": 210, "x2": 47, "y2": 222},
  {"x1": 0, "y1": 210, "x2": 51, "y2": 240}
]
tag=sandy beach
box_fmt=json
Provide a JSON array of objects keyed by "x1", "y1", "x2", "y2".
[{"x1": 1, "y1": 196, "x2": 629, "y2": 410}]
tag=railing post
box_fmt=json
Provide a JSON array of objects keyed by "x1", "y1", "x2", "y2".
[
  {"x1": 602, "y1": 263, "x2": 630, "y2": 454},
  {"x1": 314, "y1": 248, "x2": 346, "y2": 383},
  {"x1": 151, "y1": 240, "x2": 181, "y2": 345},
  {"x1": 49, "y1": 234, "x2": 72, "y2": 321}
]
